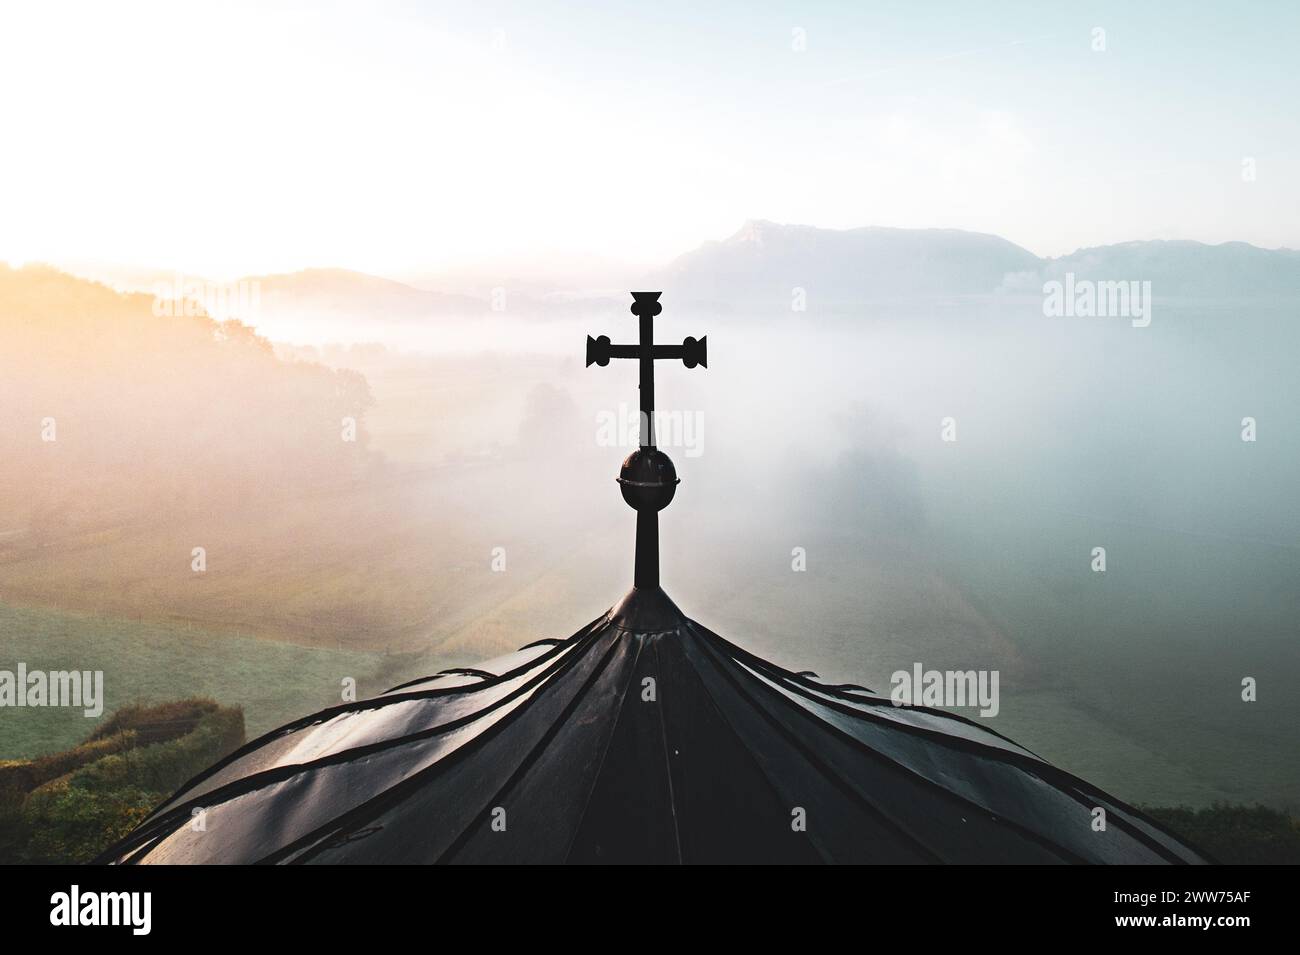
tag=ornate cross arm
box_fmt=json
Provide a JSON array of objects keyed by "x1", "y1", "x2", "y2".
[{"x1": 586, "y1": 337, "x2": 707, "y2": 368}]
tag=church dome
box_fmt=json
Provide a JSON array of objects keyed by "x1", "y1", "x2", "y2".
[{"x1": 98, "y1": 585, "x2": 1207, "y2": 864}]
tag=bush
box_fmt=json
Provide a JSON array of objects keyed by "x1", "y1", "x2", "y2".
[
  {"x1": 0, "y1": 732, "x2": 137, "y2": 796},
  {"x1": 20, "y1": 781, "x2": 158, "y2": 864},
  {"x1": 70, "y1": 707, "x2": 244, "y2": 795},
  {"x1": 1142, "y1": 803, "x2": 1300, "y2": 865},
  {"x1": 88, "y1": 698, "x2": 221, "y2": 746},
  {"x1": 0, "y1": 697, "x2": 244, "y2": 864}
]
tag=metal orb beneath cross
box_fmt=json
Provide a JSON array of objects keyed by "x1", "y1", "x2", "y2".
[{"x1": 617, "y1": 447, "x2": 679, "y2": 512}]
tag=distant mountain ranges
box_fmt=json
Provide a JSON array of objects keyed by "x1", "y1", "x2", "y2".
[
  {"x1": 54, "y1": 221, "x2": 1300, "y2": 325},
  {"x1": 653, "y1": 221, "x2": 1300, "y2": 307}
]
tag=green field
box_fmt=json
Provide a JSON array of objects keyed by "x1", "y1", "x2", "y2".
[
  {"x1": 0, "y1": 603, "x2": 458, "y2": 760},
  {"x1": 923, "y1": 495, "x2": 1300, "y2": 811}
]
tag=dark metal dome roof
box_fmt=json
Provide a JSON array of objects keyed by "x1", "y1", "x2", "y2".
[{"x1": 100, "y1": 586, "x2": 1206, "y2": 864}]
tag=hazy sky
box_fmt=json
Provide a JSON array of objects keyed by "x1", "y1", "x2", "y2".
[{"x1": 1, "y1": 0, "x2": 1297, "y2": 278}]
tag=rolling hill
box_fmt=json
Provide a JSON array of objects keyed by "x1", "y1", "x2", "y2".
[
  {"x1": 1042, "y1": 239, "x2": 1300, "y2": 298},
  {"x1": 241, "y1": 267, "x2": 486, "y2": 322}
]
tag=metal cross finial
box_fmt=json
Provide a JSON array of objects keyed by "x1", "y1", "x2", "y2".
[
  {"x1": 585, "y1": 293, "x2": 707, "y2": 591},
  {"x1": 586, "y1": 292, "x2": 707, "y2": 448}
]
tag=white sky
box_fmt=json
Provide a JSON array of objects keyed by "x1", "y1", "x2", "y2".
[{"x1": 1, "y1": 0, "x2": 1297, "y2": 278}]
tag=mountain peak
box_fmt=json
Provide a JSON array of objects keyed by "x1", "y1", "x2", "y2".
[
  {"x1": 659, "y1": 221, "x2": 1041, "y2": 306},
  {"x1": 726, "y1": 219, "x2": 788, "y2": 245}
]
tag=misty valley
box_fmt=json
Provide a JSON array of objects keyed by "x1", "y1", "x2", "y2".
[{"x1": 2, "y1": 224, "x2": 1298, "y2": 864}]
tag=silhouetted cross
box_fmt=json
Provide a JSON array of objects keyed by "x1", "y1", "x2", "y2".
[{"x1": 585, "y1": 292, "x2": 707, "y2": 448}]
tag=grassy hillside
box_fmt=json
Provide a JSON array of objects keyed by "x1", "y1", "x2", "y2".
[
  {"x1": 0, "y1": 264, "x2": 375, "y2": 532},
  {"x1": 0, "y1": 604, "x2": 422, "y2": 760}
]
